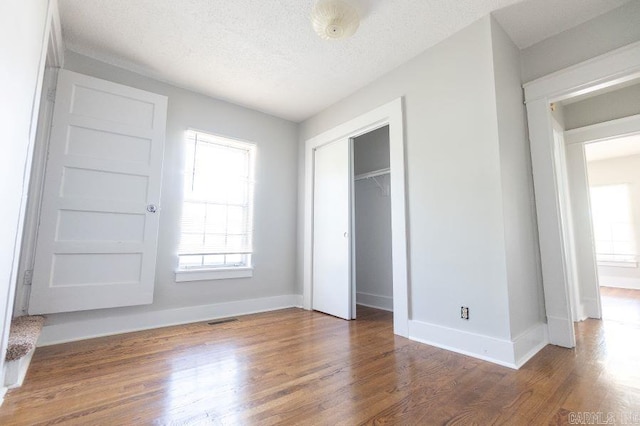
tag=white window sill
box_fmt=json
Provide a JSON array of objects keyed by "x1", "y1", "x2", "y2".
[
  {"x1": 175, "y1": 267, "x2": 253, "y2": 282},
  {"x1": 597, "y1": 261, "x2": 637, "y2": 269}
]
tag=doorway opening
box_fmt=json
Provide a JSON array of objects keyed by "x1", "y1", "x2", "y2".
[
  {"x1": 524, "y1": 41, "x2": 640, "y2": 348},
  {"x1": 302, "y1": 98, "x2": 409, "y2": 337},
  {"x1": 584, "y1": 134, "x2": 640, "y2": 325},
  {"x1": 353, "y1": 126, "x2": 393, "y2": 317}
]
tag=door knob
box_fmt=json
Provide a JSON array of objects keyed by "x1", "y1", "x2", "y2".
[
  {"x1": 344, "y1": 232, "x2": 348, "y2": 238},
  {"x1": 147, "y1": 204, "x2": 158, "y2": 213}
]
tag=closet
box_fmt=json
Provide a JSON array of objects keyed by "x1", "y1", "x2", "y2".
[
  {"x1": 306, "y1": 98, "x2": 407, "y2": 333},
  {"x1": 353, "y1": 126, "x2": 393, "y2": 313}
]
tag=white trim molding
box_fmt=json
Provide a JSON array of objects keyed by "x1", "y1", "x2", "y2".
[
  {"x1": 0, "y1": 0, "x2": 64, "y2": 403},
  {"x1": 47, "y1": 0, "x2": 65, "y2": 68},
  {"x1": 3, "y1": 348, "x2": 37, "y2": 389},
  {"x1": 408, "y1": 320, "x2": 548, "y2": 369},
  {"x1": 524, "y1": 41, "x2": 640, "y2": 349},
  {"x1": 303, "y1": 98, "x2": 409, "y2": 338},
  {"x1": 524, "y1": 41, "x2": 640, "y2": 103},
  {"x1": 38, "y1": 294, "x2": 302, "y2": 346},
  {"x1": 175, "y1": 267, "x2": 253, "y2": 282},
  {"x1": 356, "y1": 292, "x2": 393, "y2": 312},
  {"x1": 545, "y1": 315, "x2": 576, "y2": 348},
  {"x1": 565, "y1": 114, "x2": 640, "y2": 145},
  {"x1": 583, "y1": 297, "x2": 602, "y2": 317},
  {"x1": 512, "y1": 324, "x2": 549, "y2": 368}
]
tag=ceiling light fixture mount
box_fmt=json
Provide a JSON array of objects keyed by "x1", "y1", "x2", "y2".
[{"x1": 311, "y1": 0, "x2": 360, "y2": 41}]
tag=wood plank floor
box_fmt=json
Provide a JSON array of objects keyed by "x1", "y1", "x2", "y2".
[
  {"x1": 601, "y1": 286, "x2": 640, "y2": 325},
  {"x1": 1, "y1": 299, "x2": 640, "y2": 425}
]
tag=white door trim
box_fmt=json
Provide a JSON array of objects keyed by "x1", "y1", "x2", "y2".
[
  {"x1": 563, "y1": 113, "x2": 640, "y2": 321},
  {"x1": 565, "y1": 113, "x2": 640, "y2": 145},
  {"x1": 13, "y1": 67, "x2": 58, "y2": 316},
  {"x1": 524, "y1": 40, "x2": 640, "y2": 347},
  {"x1": 1, "y1": 0, "x2": 62, "y2": 402},
  {"x1": 303, "y1": 98, "x2": 409, "y2": 337}
]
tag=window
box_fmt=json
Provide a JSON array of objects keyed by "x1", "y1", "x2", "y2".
[
  {"x1": 590, "y1": 184, "x2": 637, "y2": 265},
  {"x1": 176, "y1": 130, "x2": 256, "y2": 281}
]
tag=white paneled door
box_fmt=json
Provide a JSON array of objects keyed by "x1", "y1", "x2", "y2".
[
  {"x1": 29, "y1": 70, "x2": 167, "y2": 314},
  {"x1": 312, "y1": 138, "x2": 352, "y2": 320}
]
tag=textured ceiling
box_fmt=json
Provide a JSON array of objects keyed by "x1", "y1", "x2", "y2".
[{"x1": 59, "y1": 0, "x2": 631, "y2": 122}]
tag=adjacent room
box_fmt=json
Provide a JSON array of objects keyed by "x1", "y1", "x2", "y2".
[
  {"x1": 552, "y1": 80, "x2": 640, "y2": 328},
  {"x1": 587, "y1": 136, "x2": 640, "y2": 324},
  {"x1": 2, "y1": 0, "x2": 640, "y2": 423}
]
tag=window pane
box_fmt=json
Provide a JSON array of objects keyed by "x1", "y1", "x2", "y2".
[
  {"x1": 205, "y1": 204, "x2": 228, "y2": 234},
  {"x1": 201, "y1": 234, "x2": 225, "y2": 253},
  {"x1": 181, "y1": 202, "x2": 206, "y2": 233},
  {"x1": 226, "y1": 235, "x2": 248, "y2": 253},
  {"x1": 180, "y1": 233, "x2": 205, "y2": 253},
  {"x1": 590, "y1": 184, "x2": 636, "y2": 259},
  {"x1": 178, "y1": 131, "x2": 255, "y2": 266},
  {"x1": 596, "y1": 240, "x2": 613, "y2": 254},
  {"x1": 226, "y1": 254, "x2": 243, "y2": 265},
  {"x1": 203, "y1": 255, "x2": 226, "y2": 267},
  {"x1": 179, "y1": 255, "x2": 203, "y2": 268},
  {"x1": 227, "y1": 206, "x2": 246, "y2": 234},
  {"x1": 614, "y1": 241, "x2": 633, "y2": 255},
  {"x1": 225, "y1": 149, "x2": 249, "y2": 177}
]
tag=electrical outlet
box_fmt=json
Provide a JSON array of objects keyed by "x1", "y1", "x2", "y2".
[{"x1": 461, "y1": 306, "x2": 469, "y2": 320}]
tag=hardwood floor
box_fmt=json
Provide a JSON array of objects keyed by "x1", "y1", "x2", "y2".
[
  {"x1": 1, "y1": 303, "x2": 639, "y2": 425},
  {"x1": 601, "y1": 286, "x2": 640, "y2": 325}
]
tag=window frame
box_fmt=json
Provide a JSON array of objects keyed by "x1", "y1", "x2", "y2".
[{"x1": 175, "y1": 129, "x2": 256, "y2": 282}]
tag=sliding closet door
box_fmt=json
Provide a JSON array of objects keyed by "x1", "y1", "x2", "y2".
[
  {"x1": 312, "y1": 138, "x2": 352, "y2": 320},
  {"x1": 29, "y1": 69, "x2": 167, "y2": 314}
]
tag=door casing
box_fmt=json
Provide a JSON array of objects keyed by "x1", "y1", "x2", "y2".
[
  {"x1": 524, "y1": 41, "x2": 640, "y2": 347},
  {"x1": 303, "y1": 98, "x2": 409, "y2": 337}
]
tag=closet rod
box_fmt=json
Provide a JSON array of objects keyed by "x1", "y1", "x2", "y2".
[{"x1": 354, "y1": 167, "x2": 390, "y2": 181}]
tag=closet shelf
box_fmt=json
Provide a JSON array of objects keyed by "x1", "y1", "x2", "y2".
[{"x1": 354, "y1": 168, "x2": 390, "y2": 181}]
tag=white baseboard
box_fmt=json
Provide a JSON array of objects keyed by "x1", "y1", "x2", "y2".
[
  {"x1": 3, "y1": 348, "x2": 36, "y2": 388},
  {"x1": 573, "y1": 301, "x2": 588, "y2": 322},
  {"x1": 547, "y1": 315, "x2": 575, "y2": 348},
  {"x1": 409, "y1": 320, "x2": 517, "y2": 368},
  {"x1": 0, "y1": 386, "x2": 7, "y2": 406},
  {"x1": 408, "y1": 320, "x2": 548, "y2": 369},
  {"x1": 583, "y1": 297, "x2": 601, "y2": 319},
  {"x1": 356, "y1": 292, "x2": 393, "y2": 311},
  {"x1": 599, "y1": 276, "x2": 640, "y2": 290},
  {"x1": 39, "y1": 294, "x2": 302, "y2": 346},
  {"x1": 512, "y1": 323, "x2": 549, "y2": 368}
]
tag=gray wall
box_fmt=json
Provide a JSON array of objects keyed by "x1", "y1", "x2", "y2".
[
  {"x1": 300, "y1": 17, "x2": 519, "y2": 340},
  {"x1": 353, "y1": 127, "x2": 393, "y2": 310},
  {"x1": 40, "y1": 51, "x2": 299, "y2": 331},
  {"x1": 564, "y1": 83, "x2": 640, "y2": 130},
  {"x1": 521, "y1": 1, "x2": 640, "y2": 83},
  {"x1": 491, "y1": 17, "x2": 545, "y2": 337},
  {"x1": 353, "y1": 126, "x2": 390, "y2": 175}
]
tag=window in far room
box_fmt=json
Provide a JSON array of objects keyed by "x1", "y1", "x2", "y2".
[
  {"x1": 176, "y1": 130, "x2": 256, "y2": 282},
  {"x1": 590, "y1": 184, "x2": 637, "y2": 265}
]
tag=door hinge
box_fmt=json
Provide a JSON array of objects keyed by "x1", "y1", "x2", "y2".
[
  {"x1": 23, "y1": 270, "x2": 33, "y2": 286},
  {"x1": 46, "y1": 88, "x2": 56, "y2": 103}
]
